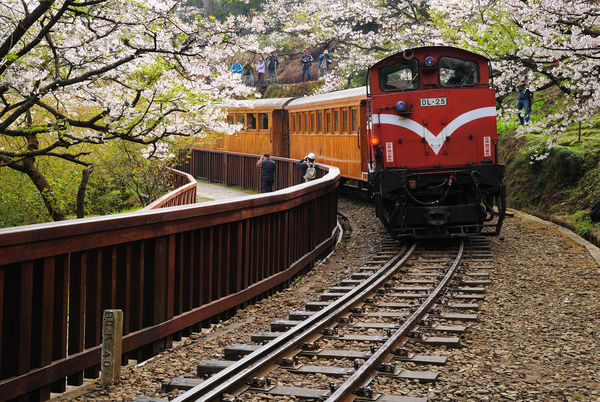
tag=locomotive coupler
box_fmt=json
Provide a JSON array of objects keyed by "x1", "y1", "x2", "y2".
[{"x1": 425, "y1": 206, "x2": 449, "y2": 226}]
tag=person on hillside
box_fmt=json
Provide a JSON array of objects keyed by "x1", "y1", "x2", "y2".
[
  {"x1": 318, "y1": 50, "x2": 332, "y2": 79},
  {"x1": 231, "y1": 59, "x2": 242, "y2": 76},
  {"x1": 266, "y1": 52, "x2": 279, "y2": 83},
  {"x1": 297, "y1": 153, "x2": 316, "y2": 182},
  {"x1": 256, "y1": 153, "x2": 276, "y2": 193},
  {"x1": 256, "y1": 56, "x2": 266, "y2": 85},
  {"x1": 242, "y1": 60, "x2": 255, "y2": 86},
  {"x1": 516, "y1": 78, "x2": 534, "y2": 125},
  {"x1": 300, "y1": 49, "x2": 313, "y2": 82}
]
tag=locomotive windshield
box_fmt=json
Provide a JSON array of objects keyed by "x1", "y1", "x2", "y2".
[
  {"x1": 379, "y1": 59, "x2": 419, "y2": 91},
  {"x1": 439, "y1": 57, "x2": 480, "y2": 87}
]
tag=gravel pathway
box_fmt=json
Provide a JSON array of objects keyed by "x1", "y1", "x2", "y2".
[{"x1": 54, "y1": 198, "x2": 600, "y2": 401}]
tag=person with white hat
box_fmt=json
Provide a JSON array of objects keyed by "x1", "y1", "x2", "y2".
[
  {"x1": 318, "y1": 50, "x2": 332, "y2": 79},
  {"x1": 297, "y1": 153, "x2": 317, "y2": 182}
]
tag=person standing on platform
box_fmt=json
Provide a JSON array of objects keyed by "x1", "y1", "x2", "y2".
[
  {"x1": 242, "y1": 59, "x2": 255, "y2": 86},
  {"x1": 257, "y1": 56, "x2": 266, "y2": 85},
  {"x1": 318, "y1": 50, "x2": 332, "y2": 79},
  {"x1": 256, "y1": 153, "x2": 276, "y2": 193},
  {"x1": 300, "y1": 49, "x2": 313, "y2": 82},
  {"x1": 516, "y1": 78, "x2": 534, "y2": 125},
  {"x1": 231, "y1": 59, "x2": 242, "y2": 76},
  {"x1": 266, "y1": 52, "x2": 279, "y2": 83}
]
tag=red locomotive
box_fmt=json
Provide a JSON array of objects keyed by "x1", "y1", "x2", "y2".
[
  {"x1": 208, "y1": 46, "x2": 505, "y2": 239},
  {"x1": 367, "y1": 46, "x2": 506, "y2": 238}
]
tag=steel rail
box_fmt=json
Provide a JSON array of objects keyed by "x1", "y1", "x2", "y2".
[
  {"x1": 326, "y1": 239, "x2": 465, "y2": 401},
  {"x1": 172, "y1": 243, "x2": 417, "y2": 402}
]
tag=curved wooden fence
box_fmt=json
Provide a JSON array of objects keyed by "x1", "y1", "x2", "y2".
[
  {"x1": 143, "y1": 168, "x2": 197, "y2": 210},
  {"x1": 0, "y1": 149, "x2": 339, "y2": 401}
]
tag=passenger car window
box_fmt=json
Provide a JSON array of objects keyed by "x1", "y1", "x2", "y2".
[
  {"x1": 259, "y1": 113, "x2": 268, "y2": 130},
  {"x1": 439, "y1": 57, "x2": 479, "y2": 87},
  {"x1": 351, "y1": 108, "x2": 358, "y2": 132},
  {"x1": 247, "y1": 113, "x2": 257, "y2": 129},
  {"x1": 379, "y1": 59, "x2": 419, "y2": 91},
  {"x1": 237, "y1": 114, "x2": 245, "y2": 128},
  {"x1": 317, "y1": 111, "x2": 323, "y2": 133}
]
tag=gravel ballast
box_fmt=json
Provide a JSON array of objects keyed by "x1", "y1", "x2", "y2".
[{"x1": 54, "y1": 198, "x2": 600, "y2": 401}]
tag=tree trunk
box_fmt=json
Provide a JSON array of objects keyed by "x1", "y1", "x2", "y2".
[
  {"x1": 77, "y1": 165, "x2": 94, "y2": 218},
  {"x1": 22, "y1": 159, "x2": 67, "y2": 221}
]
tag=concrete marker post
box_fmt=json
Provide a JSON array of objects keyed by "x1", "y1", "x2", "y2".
[{"x1": 100, "y1": 309, "x2": 123, "y2": 387}]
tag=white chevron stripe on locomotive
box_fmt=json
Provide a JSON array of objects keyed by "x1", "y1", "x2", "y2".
[{"x1": 372, "y1": 107, "x2": 496, "y2": 155}]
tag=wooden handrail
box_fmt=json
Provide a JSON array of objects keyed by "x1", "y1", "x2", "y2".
[{"x1": 143, "y1": 168, "x2": 197, "y2": 210}]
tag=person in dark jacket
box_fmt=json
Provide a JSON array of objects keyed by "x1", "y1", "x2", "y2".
[
  {"x1": 516, "y1": 78, "x2": 533, "y2": 125},
  {"x1": 300, "y1": 49, "x2": 313, "y2": 82},
  {"x1": 266, "y1": 52, "x2": 279, "y2": 83},
  {"x1": 242, "y1": 60, "x2": 255, "y2": 86},
  {"x1": 256, "y1": 153, "x2": 276, "y2": 193}
]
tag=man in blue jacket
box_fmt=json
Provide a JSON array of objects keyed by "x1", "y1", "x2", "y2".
[{"x1": 516, "y1": 79, "x2": 533, "y2": 125}]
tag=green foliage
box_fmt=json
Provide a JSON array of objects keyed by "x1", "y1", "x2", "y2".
[
  {"x1": 92, "y1": 141, "x2": 174, "y2": 209},
  {"x1": 186, "y1": 0, "x2": 265, "y2": 21},
  {"x1": 570, "y1": 211, "x2": 598, "y2": 238},
  {"x1": 0, "y1": 169, "x2": 52, "y2": 227},
  {"x1": 290, "y1": 274, "x2": 303, "y2": 286},
  {"x1": 347, "y1": 68, "x2": 368, "y2": 88},
  {"x1": 529, "y1": 146, "x2": 585, "y2": 189},
  {"x1": 0, "y1": 137, "x2": 183, "y2": 227}
]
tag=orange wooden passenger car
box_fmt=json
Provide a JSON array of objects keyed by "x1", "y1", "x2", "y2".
[{"x1": 214, "y1": 87, "x2": 369, "y2": 182}]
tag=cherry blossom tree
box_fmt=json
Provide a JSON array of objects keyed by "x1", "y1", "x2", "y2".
[
  {"x1": 0, "y1": 0, "x2": 254, "y2": 221},
  {"x1": 429, "y1": 0, "x2": 600, "y2": 137}
]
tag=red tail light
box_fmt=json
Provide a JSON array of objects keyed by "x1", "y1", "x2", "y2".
[{"x1": 370, "y1": 137, "x2": 380, "y2": 146}]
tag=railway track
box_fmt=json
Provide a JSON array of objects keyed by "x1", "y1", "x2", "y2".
[{"x1": 139, "y1": 236, "x2": 493, "y2": 401}]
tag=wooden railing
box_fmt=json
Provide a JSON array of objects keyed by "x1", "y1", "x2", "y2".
[
  {"x1": 0, "y1": 149, "x2": 339, "y2": 401},
  {"x1": 143, "y1": 168, "x2": 197, "y2": 210},
  {"x1": 181, "y1": 148, "x2": 324, "y2": 193}
]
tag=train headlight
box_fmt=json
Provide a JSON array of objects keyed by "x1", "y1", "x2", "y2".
[
  {"x1": 424, "y1": 56, "x2": 436, "y2": 67},
  {"x1": 370, "y1": 137, "x2": 380, "y2": 146},
  {"x1": 396, "y1": 101, "x2": 408, "y2": 112}
]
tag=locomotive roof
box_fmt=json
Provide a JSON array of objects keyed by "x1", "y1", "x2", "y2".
[
  {"x1": 371, "y1": 46, "x2": 489, "y2": 70},
  {"x1": 286, "y1": 86, "x2": 366, "y2": 107}
]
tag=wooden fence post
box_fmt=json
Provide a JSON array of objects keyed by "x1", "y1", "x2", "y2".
[{"x1": 100, "y1": 309, "x2": 123, "y2": 387}]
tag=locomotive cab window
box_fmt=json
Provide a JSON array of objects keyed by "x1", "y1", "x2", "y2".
[
  {"x1": 379, "y1": 59, "x2": 419, "y2": 91},
  {"x1": 439, "y1": 57, "x2": 479, "y2": 88}
]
